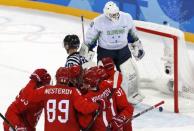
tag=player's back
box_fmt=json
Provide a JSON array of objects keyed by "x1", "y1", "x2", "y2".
[
  {"x1": 41, "y1": 85, "x2": 81, "y2": 131},
  {"x1": 80, "y1": 80, "x2": 116, "y2": 131}
]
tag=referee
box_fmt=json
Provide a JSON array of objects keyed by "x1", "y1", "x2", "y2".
[{"x1": 63, "y1": 34, "x2": 88, "y2": 67}]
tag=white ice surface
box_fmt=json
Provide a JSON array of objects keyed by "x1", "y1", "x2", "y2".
[{"x1": 0, "y1": 6, "x2": 194, "y2": 131}]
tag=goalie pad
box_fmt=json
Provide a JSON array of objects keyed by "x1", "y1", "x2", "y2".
[
  {"x1": 128, "y1": 40, "x2": 145, "y2": 61},
  {"x1": 127, "y1": 92, "x2": 145, "y2": 105},
  {"x1": 79, "y1": 43, "x2": 95, "y2": 61},
  {"x1": 120, "y1": 58, "x2": 144, "y2": 104}
]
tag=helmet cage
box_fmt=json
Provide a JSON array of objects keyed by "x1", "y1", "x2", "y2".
[{"x1": 103, "y1": 1, "x2": 120, "y2": 21}]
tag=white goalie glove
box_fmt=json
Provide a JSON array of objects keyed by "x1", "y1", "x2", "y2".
[
  {"x1": 128, "y1": 40, "x2": 145, "y2": 61},
  {"x1": 79, "y1": 43, "x2": 95, "y2": 61}
]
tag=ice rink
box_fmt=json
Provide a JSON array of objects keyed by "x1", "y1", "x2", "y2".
[{"x1": 0, "y1": 6, "x2": 194, "y2": 131}]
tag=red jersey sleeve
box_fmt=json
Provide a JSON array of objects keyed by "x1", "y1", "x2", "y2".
[
  {"x1": 73, "y1": 88, "x2": 99, "y2": 129},
  {"x1": 19, "y1": 80, "x2": 37, "y2": 96},
  {"x1": 78, "y1": 113, "x2": 93, "y2": 129},
  {"x1": 114, "y1": 88, "x2": 134, "y2": 118},
  {"x1": 13, "y1": 80, "x2": 38, "y2": 113},
  {"x1": 72, "y1": 88, "x2": 99, "y2": 114},
  {"x1": 27, "y1": 85, "x2": 46, "y2": 104},
  {"x1": 99, "y1": 71, "x2": 122, "y2": 91}
]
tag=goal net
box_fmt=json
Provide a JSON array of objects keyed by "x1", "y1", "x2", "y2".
[{"x1": 134, "y1": 20, "x2": 194, "y2": 113}]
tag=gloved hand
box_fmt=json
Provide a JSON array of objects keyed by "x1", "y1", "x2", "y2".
[
  {"x1": 41, "y1": 73, "x2": 51, "y2": 85},
  {"x1": 79, "y1": 43, "x2": 95, "y2": 61},
  {"x1": 109, "y1": 115, "x2": 127, "y2": 131},
  {"x1": 30, "y1": 69, "x2": 51, "y2": 86},
  {"x1": 85, "y1": 51, "x2": 95, "y2": 61},
  {"x1": 9, "y1": 125, "x2": 27, "y2": 131},
  {"x1": 128, "y1": 40, "x2": 145, "y2": 61},
  {"x1": 8, "y1": 126, "x2": 15, "y2": 131},
  {"x1": 79, "y1": 43, "x2": 88, "y2": 55}
]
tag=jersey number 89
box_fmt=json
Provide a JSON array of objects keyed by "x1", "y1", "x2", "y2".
[{"x1": 47, "y1": 99, "x2": 69, "y2": 123}]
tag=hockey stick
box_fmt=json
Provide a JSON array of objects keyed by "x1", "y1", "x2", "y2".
[
  {"x1": 82, "y1": 72, "x2": 120, "y2": 131},
  {"x1": 107, "y1": 100, "x2": 165, "y2": 130},
  {"x1": 80, "y1": 15, "x2": 95, "y2": 61},
  {"x1": 82, "y1": 109, "x2": 101, "y2": 131},
  {"x1": 0, "y1": 112, "x2": 16, "y2": 131},
  {"x1": 81, "y1": 15, "x2": 85, "y2": 44},
  {"x1": 130, "y1": 100, "x2": 164, "y2": 121}
]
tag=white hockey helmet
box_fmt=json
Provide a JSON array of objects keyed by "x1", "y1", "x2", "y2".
[{"x1": 103, "y1": 1, "x2": 120, "y2": 21}]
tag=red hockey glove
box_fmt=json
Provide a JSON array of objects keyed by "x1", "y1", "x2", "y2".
[
  {"x1": 109, "y1": 115, "x2": 127, "y2": 131},
  {"x1": 30, "y1": 69, "x2": 51, "y2": 86}
]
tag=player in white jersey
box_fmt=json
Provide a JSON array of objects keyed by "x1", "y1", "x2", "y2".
[
  {"x1": 80, "y1": 1, "x2": 145, "y2": 104},
  {"x1": 64, "y1": 34, "x2": 88, "y2": 67}
]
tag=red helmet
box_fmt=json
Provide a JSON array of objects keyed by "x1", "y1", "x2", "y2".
[
  {"x1": 83, "y1": 66, "x2": 108, "y2": 87},
  {"x1": 41, "y1": 73, "x2": 51, "y2": 85},
  {"x1": 101, "y1": 57, "x2": 115, "y2": 71},
  {"x1": 56, "y1": 65, "x2": 81, "y2": 85},
  {"x1": 56, "y1": 67, "x2": 69, "y2": 84},
  {"x1": 68, "y1": 65, "x2": 81, "y2": 78}
]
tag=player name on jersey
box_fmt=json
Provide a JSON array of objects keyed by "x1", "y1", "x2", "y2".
[
  {"x1": 91, "y1": 88, "x2": 111, "y2": 102},
  {"x1": 45, "y1": 88, "x2": 72, "y2": 95}
]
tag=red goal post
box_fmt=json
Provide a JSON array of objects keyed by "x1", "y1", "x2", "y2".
[{"x1": 136, "y1": 25, "x2": 179, "y2": 113}]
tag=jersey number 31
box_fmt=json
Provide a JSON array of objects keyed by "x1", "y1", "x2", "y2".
[{"x1": 47, "y1": 99, "x2": 69, "y2": 123}]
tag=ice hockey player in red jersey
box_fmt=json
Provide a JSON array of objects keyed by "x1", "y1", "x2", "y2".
[
  {"x1": 3, "y1": 68, "x2": 51, "y2": 131},
  {"x1": 79, "y1": 65, "x2": 134, "y2": 131},
  {"x1": 101, "y1": 57, "x2": 134, "y2": 131},
  {"x1": 28, "y1": 65, "x2": 103, "y2": 131}
]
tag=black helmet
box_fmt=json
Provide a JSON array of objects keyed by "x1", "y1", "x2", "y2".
[{"x1": 63, "y1": 34, "x2": 80, "y2": 49}]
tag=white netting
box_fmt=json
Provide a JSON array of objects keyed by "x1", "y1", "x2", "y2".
[{"x1": 134, "y1": 21, "x2": 194, "y2": 112}]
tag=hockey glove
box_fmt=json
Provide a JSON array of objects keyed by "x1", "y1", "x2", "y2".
[
  {"x1": 79, "y1": 43, "x2": 95, "y2": 61},
  {"x1": 9, "y1": 125, "x2": 27, "y2": 131},
  {"x1": 128, "y1": 40, "x2": 145, "y2": 61},
  {"x1": 30, "y1": 69, "x2": 51, "y2": 86},
  {"x1": 109, "y1": 115, "x2": 127, "y2": 131}
]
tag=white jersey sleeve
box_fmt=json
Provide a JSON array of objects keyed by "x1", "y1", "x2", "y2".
[
  {"x1": 85, "y1": 11, "x2": 137, "y2": 50},
  {"x1": 127, "y1": 14, "x2": 139, "y2": 43},
  {"x1": 85, "y1": 20, "x2": 100, "y2": 48}
]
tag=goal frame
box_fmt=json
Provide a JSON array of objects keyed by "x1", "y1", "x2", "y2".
[{"x1": 136, "y1": 26, "x2": 179, "y2": 113}]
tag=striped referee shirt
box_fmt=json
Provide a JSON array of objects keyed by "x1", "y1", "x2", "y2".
[{"x1": 65, "y1": 52, "x2": 88, "y2": 67}]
